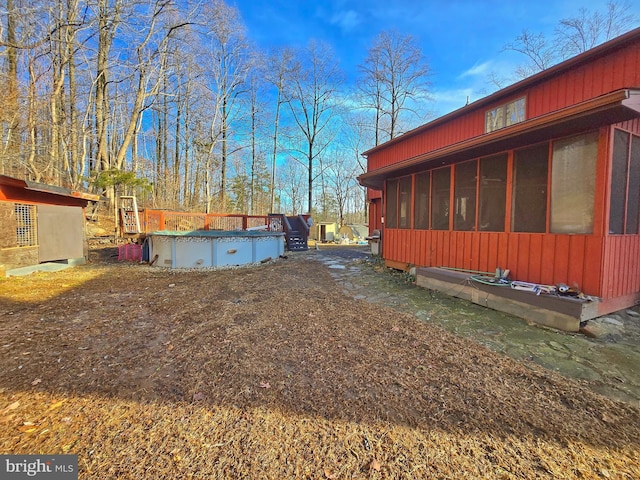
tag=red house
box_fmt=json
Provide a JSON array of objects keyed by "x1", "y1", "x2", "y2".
[{"x1": 358, "y1": 27, "x2": 640, "y2": 331}]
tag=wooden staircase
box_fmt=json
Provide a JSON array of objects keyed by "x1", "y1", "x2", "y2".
[{"x1": 268, "y1": 214, "x2": 309, "y2": 251}]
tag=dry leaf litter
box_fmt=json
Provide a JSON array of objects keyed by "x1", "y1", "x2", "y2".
[{"x1": 0, "y1": 244, "x2": 639, "y2": 479}]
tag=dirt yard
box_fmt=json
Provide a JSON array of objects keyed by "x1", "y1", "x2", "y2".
[{"x1": 1, "y1": 246, "x2": 639, "y2": 479}]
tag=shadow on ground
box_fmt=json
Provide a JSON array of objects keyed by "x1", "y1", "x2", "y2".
[{"x1": 0, "y1": 246, "x2": 639, "y2": 478}]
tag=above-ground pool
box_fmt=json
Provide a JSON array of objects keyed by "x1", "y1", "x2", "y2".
[{"x1": 148, "y1": 230, "x2": 285, "y2": 268}]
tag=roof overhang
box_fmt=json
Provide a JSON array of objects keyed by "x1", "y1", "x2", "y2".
[
  {"x1": 0, "y1": 175, "x2": 102, "y2": 203},
  {"x1": 358, "y1": 89, "x2": 640, "y2": 190}
]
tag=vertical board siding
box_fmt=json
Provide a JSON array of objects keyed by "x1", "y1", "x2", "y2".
[
  {"x1": 384, "y1": 229, "x2": 615, "y2": 297},
  {"x1": 582, "y1": 236, "x2": 603, "y2": 296},
  {"x1": 540, "y1": 235, "x2": 557, "y2": 286},
  {"x1": 602, "y1": 237, "x2": 640, "y2": 299},
  {"x1": 553, "y1": 237, "x2": 571, "y2": 282},
  {"x1": 367, "y1": 39, "x2": 640, "y2": 172},
  {"x1": 374, "y1": 36, "x2": 640, "y2": 302},
  {"x1": 567, "y1": 236, "x2": 587, "y2": 288},
  {"x1": 529, "y1": 235, "x2": 543, "y2": 281}
]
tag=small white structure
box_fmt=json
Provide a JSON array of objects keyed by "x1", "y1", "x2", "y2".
[{"x1": 310, "y1": 222, "x2": 338, "y2": 243}]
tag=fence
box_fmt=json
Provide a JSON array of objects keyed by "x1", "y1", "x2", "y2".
[{"x1": 128, "y1": 210, "x2": 270, "y2": 234}]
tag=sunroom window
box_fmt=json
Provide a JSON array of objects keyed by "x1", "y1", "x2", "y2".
[
  {"x1": 414, "y1": 171, "x2": 430, "y2": 230},
  {"x1": 386, "y1": 179, "x2": 398, "y2": 228},
  {"x1": 512, "y1": 143, "x2": 549, "y2": 233},
  {"x1": 454, "y1": 160, "x2": 477, "y2": 231},
  {"x1": 385, "y1": 176, "x2": 412, "y2": 229},
  {"x1": 609, "y1": 129, "x2": 640, "y2": 234},
  {"x1": 550, "y1": 132, "x2": 598, "y2": 234},
  {"x1": 431, "y1": 168, "x2": 451, "y2": 230},
  {"x1": 398, "y1": 176, "x2": 412, "y2": 229},
  {"x1": 479, "y1": 153, "x2": 507, "y2": 231}
]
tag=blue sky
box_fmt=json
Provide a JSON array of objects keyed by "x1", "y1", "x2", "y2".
[{"x1": 232, "y1": 0, "x2": 640, "y2": 116}]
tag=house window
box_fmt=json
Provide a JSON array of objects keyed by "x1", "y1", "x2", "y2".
[
  {"x1": 414, "y1": 171, "x2": 430, "y2": 230},
  {"x1": 609, "y1": 129, "x2": 640, "y2": 234},
  {"x1": 15, "y1": 203, "x2": 37, "y2": 247},
  {"x1": 386, "y1": 179, "x2": 398, "y2": 228},
  {"x1": 454, "y1": 160, "x2": 477, "y2": 231},
  {"x1": 398, "y1": 176, "x2": 412, "y2": 229},
  {"x1": 512, "y1": 143, "x2": 549, "y2": 233},
  {"x1": 479, "y1": 153, "x2": 507, "y2": 231},
  {"x1": 550, "y1": 132, "x2": 598, "y2": 234},
  {"x1": 628, "y1": 135, "x2": 640, "y2": 233},
  {"x1": 431, "y1": 167, "x2": 451, "y2": 230},
  {"x1": 485, "y1": 97, "x2": 526, "y2": 133},
  {"x1": 385, "y1": 176, "x2": 412, "y2": 229}
]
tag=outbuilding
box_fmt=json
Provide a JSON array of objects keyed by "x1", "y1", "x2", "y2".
[
  {"x1": 358, "y1": 28, "x2": 640, "y2": 331},
  {"x1": 0, "y1": 175, "x2": 100, "y2": 275}
]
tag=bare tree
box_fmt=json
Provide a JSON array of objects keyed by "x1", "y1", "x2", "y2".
[
  {"x1": 358, "y1": 29, "x2": 431, "y2": 142},
  {"x1": 278, "y1": 156, "x2": 306, "y2": 215},
  {"x1": 195, "y1": 0, "x2": 250, "y2": 211},
  {"x1": 340, "y1": 111, "x2": 373, "y2": 221},
  {"x1": 244, "y1": 65, "x2": 274, "y2": 215},
  {"x1": 556, "y1": 1, "x2": 635, "y2": 58},
  {"x1": 504, "y1": 1, "x2": 637, "y2": 80},
  {"x1": 264, "y1": 46, "x2": 296, "y2": 213},
  {"x1": 286, "y1": 40, "x2": 342, "y2": 214},
  {"x1": 1, "y1": 0, "x2": 20, "y2": 173},
  {"x1": 502, "y1": 30, "x2": 557, "y2": 79},
  {"x1": 324, "y1": 153, "x2": 360, "y2": 227}
]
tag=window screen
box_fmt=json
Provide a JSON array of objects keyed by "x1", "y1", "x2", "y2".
[
  {"x1": 414, "y1": 172, "x2": 430, "y2": 230},
  {"x1": 610, "y1": 129, "x2": 630, "y2": 234},
  {"x1": 431, "y1": 167, "x2": 451, "y2": 230},
  {"x1": 627, "y1": 135, "x2": 640, "y2": 234},
  {"x1": 386, "y1": 179, "x2": 398, "y2": 228},
  {"x1": 398, "y1": 176, "x2": 412, "y2": 229},
  {"x1": 512, "y1": 143, "x2": 549, "y2": 233},
  {"x1": 551, "y1": 132, "x2": 598, "y2": 234},
  {"x1": 15, "y1": 204, "x2": 37, "y2": 247},
  {"x1": 454, "y1": 160, "x2": 477, "y2": 231},
  {"x1": 479, "y1": 153, "x2": 507, "y2": 231}
]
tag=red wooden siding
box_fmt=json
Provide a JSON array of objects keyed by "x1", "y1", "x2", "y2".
[
  {"x1": 602, "y1": 236, "x2": 640, "y2": 299},
  {"x1": 383, "y1": 230, "x2": 605, "y2": 296},
  {"x1": 368, "y1": 111, "x2": 484, "y2": 171},
  {"x1": 367, "y1": 34, "x2": 640, "y2": 172},
  {"x1": 366, "y1": 31, "x2": 640, "y2": 310}
]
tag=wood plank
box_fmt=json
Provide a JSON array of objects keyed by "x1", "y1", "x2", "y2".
[
  {"x1": 528, "y1": 234, "x2": 543, "y2": 284},
  {"x1": 567, "y1": 236, "x2": 586, "y2": 290},
  {"x1": 540, "y1": 235, "x2": 556, "y2": 286},
  {"x1": 554, "y1": 236, "x2": 570, "y2": 282},
  {"x1": 517, "y1": 234, "x2": 531, "y2": 280},
  {"x1": 582, "y1": 236, "x2": 603, "y2": 297},
  {"x1": 463, "y1": 231, "x2": 473, "y2": 270},
  {"x1": 479, "y1": 233, "x2": 490, "y2": 273},
  {"x1": 498, "y1": 233, "x2": 510, "y2": 272},
  {"x1": 507, "y1": 234, "x2": 520, "y2": 278}
]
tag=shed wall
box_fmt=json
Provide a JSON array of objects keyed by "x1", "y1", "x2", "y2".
[
  {"x1": 0, "y1": 202, "x2": 16, "y2": 248},
  {"x1": 37, "y1": 204, "x2": 85, "y2": 262}
]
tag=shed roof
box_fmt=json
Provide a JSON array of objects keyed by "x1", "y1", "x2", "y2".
[{"x1": 0, "y1": 175, "x2": 101, "y2": 205}]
